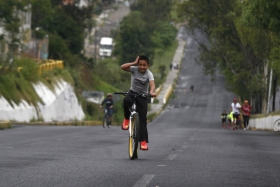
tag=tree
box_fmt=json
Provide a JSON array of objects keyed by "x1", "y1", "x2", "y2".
[
  {"x1": 51, "y1": 9, "x2": 84, "y2": 55},
  {"x1": 62, "y1": 3, "x2": 94, "y2": 29},
  {"x1": 177, "y1": 0, "x2": 271, "y2": 113},
  {"x1": 114, "y1": 11, "x2": 154, "y2": 64},
  {"x1": 130, "y1": 0, "x2": 173, "y2": 32},
  {"x1": 151, "y1": 21, "x2": 177, "y2": 54},
  {"x1": 0, "y1": 0, "x2": 30, "y2": 57},
  {"x1": 31, "y1": 0, "x2": 54, "y2": 31},
  {"x1": 240, "y1": 0, "x2": 280, "y2": 112}
]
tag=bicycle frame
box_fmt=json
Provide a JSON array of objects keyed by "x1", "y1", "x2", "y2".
[
  {"x1": 102, "y1": 108, "x2": 110, "y2": 128},
  {"x1": 114, "y1": 91, "x2": 151, "y2": 159},
  {"x1": 129, "y1": 105, "x2": 137, "y2": 137}
]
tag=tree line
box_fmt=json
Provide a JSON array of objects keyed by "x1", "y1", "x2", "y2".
[
  {"x1": 2, "y1": 0, "x2": 279, "y2": 115},
  {"x1": 178, "y1": 0, "x2": 280, "y2": 114}
]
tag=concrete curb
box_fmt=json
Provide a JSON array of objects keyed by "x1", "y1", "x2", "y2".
[
  {"x1": 0, "y1": 120, "x2": 10, "y2": 124},
  {"x1": 14, "y1": 121, "x2": 103, "y2": 126},
  {"x1": 0, "y1": 121, "x2": 11, "y2": 130},
  {"x1": 163, "y1": 85, "x2": 173, "y2": 104}
]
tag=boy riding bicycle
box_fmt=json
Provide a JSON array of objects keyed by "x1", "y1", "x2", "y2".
[
  {"x1": 100, "y1": 93, "x2": 114, "y2": 125},
  {"x1": 120, "y1": 55, "x2": 156, "y2": 150}
]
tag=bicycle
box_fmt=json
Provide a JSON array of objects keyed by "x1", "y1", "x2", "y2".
[
  {"x1": 102, "y1": 108, "x2": 111, "y2": 128},
  {"x1": 114, "y1": 91, "x2": 151, "y2": 160}
]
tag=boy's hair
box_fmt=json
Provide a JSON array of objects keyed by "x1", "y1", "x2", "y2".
[{"x1": 138, "y1": 55, "x2": 149, "y2": 64}]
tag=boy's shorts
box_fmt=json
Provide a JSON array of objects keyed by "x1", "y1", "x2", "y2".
[
  {"x1": 222, "y1": 119, "x2": 226, "y2": 123},
  {"x1": 233, "y1": 113, "x2": 239, "y2": 119}
]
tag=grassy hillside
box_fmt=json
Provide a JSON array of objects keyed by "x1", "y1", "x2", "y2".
[{"x1": 0, "y1": 40, "x2": 178, "y2": 126}]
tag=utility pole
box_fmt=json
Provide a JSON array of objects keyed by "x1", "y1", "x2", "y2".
[
  {"x1": 272, "y1": 76, "x2": 277, "y2": 111},
  {"x1": 94, "y1": 29, "x2": 98, "y2": 63},
  {"x1": 267, "y1": 62, "x2": 273, "y2": 114}
]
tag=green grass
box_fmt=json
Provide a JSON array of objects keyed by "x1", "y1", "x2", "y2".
[
  {"x1": 170, "y1": 1, "x2": 185, "y2": 24},
  {"x1": 0, "y1": 58, "x2": 74, "y2": 108},
  {"x1": 251, "y1": 110, "x2": 280, "y2": 119},
  {"x1": 147, "y1": 112, "x2": 157, "y2": 122},
  {"x1": 150, "y1": 41, "x2": 179, "y2": 87}
]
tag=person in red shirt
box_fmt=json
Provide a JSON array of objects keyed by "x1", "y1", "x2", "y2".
[{"x1": 241, "y1": 100, "x2": 252, "y2": 130}]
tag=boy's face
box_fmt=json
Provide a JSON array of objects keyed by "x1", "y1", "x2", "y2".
[{"x1": 138, "y1": 59, "x2": 149, "y2": 74}]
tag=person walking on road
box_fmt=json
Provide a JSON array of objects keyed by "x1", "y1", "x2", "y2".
[
  {"x1": 241, "y1": 100, "x2": 252, "y2": 130},
  {"x1": 231, "y1": 98, "x2": 241, "y2": 130},
  {"x1": 170, "y1": 63, "x2": 173, "y2": 71},
  {"x1": 221, "y1": 110, "x2": 227, "y2": 129},
  {"x1": 227, "y1": 108, "x2": 233, "y2": 129},
  {"x1": 100, "y1": 93, "x2": 114, "y2": 126}
]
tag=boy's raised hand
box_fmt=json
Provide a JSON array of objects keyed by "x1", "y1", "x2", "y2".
[{"x1": 134, "y1": 56, "x2": 139, "y2": 64}]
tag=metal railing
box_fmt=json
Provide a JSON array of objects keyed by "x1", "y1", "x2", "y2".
[{"x1": 0, "y1": 59, "x2": 64, "y2": 74}]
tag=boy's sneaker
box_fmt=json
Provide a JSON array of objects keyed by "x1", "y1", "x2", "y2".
[
  {"x1": 140, "y1": 141, "x2": 148, "y2": 150},
  {"x1": 122, "y1": 119, "x2": 129, "y2": 130}
]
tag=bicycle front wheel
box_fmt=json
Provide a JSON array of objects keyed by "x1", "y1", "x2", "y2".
[
  {"x1": 103, "y1": 115, "x2": 108, "y2": 128},
  {"x1": 128, "y1": 113, "x2": 140, "y2": 160}
]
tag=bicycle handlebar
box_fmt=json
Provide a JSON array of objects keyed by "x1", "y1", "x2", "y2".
[
  {"x1": 114, "y1": 92, "x2": 128, "y2": 95},
  {"x1": 114, "y1": 92, "x2": 153, "y2": 98}
]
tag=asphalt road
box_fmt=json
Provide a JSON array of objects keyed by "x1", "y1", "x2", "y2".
[{"x1": 1, "y1": 30, "x2": 280, "y2": 187}]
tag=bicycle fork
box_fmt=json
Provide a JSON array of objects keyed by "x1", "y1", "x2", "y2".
[{"x1": 129, "y1": 110, "x2": 137, "y2": 137}]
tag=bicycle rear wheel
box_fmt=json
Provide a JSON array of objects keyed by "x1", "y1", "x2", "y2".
[{"x1": 128, "y1": 113, "x2": 140, "y2": 160}]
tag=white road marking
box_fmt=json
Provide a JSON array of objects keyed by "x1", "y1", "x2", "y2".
[
  {"x1": 165, "y1": 154, "x2": 177, "y2": 160},
  {"x1": 157, "y1": 165, "x2": 166, "y2": 167},
  {"x1": 5, "y1": 147, "x2": 13, "y2": 149},
  {"x1": 182, "y1": 145, "x2": 188, "y2": 149},
  {"x1": 133, "y1": 174, "x2": 155, "y2": 187}
]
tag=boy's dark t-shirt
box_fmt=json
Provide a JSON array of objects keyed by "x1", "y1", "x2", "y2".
[
  {"x1": 101, "y1": 98, "x2": 114, "y2": 108},
  {"x1": 221, "y1": 112, "x2": 227, "y2": 120}
]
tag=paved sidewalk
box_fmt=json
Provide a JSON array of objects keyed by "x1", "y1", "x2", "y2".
[{"x1": 148, "y1": 37, "x2": 186, "y2": 116}]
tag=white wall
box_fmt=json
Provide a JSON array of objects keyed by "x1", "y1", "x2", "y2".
[
  {"x1": 0, "y1": 80, "x2": 85, "y2": 122},
  {"x1": 250, "y1": 115, "x2": 280, "y2": 132}
]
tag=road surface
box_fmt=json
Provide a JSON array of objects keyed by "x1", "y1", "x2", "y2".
[{"x1": 1, "y1": 29, "x2": 280, "y2": 187}]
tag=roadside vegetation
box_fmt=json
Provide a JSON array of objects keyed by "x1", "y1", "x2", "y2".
[
  {"x1": 177, "y1": 0, "x2": 280, "y2": 114},
  {"x1": 2, "y1": 0, "x2": 280, "y2": 129},
  {"x1": 0, "y1": 0, "x2": 180, "y2": 127}
]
